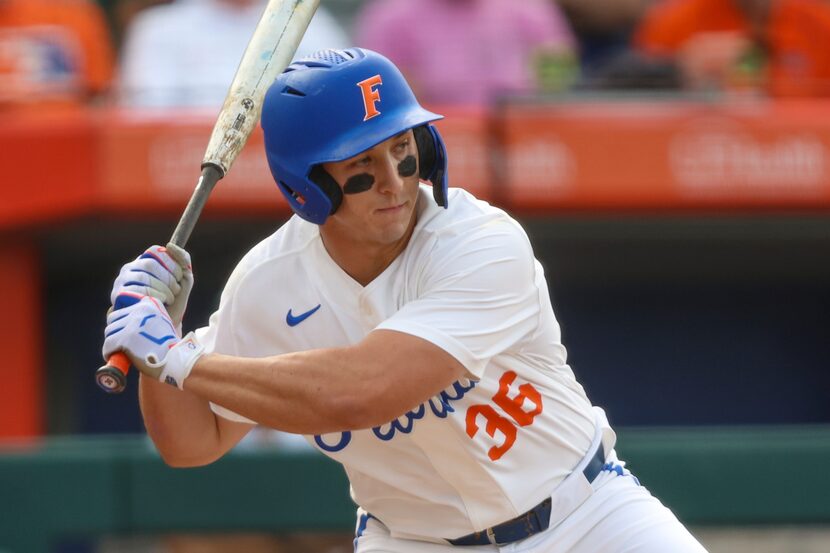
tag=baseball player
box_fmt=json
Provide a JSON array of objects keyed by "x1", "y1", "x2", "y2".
[{"x1": 103, "y1": 48, "x2": 708, "y2": 552}]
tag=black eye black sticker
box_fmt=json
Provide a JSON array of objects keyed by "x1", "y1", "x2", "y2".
[
  {"x1": 397, "y1": 155, "x2": 417, "y2": 177},
  {"x1": 341, "y1": 154, "x2": 417, "y2": 195},
  {"x1": 343, "y1": 173, "x2": 375, "y2": 194}
]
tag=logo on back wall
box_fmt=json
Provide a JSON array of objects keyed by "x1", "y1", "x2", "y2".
[{"x1": 357, "y1": 74, "x2": 383, "y2": 121}]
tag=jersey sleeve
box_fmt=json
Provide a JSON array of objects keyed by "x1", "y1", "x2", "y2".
[
  {"x1": 194, "y1": 257, "x2": 257, "y2": 425},
  {"x1": 376, "y1": 218, "x2": 543, "y2": 379}
]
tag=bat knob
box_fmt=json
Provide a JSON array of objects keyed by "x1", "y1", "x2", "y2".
[{"x1": 96, "y1": 353, "x2": 130, "y2": 393}]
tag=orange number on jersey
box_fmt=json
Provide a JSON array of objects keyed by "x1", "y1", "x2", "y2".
[
  {"x1": 492, "y1": 371, "x2": 543, "y2": 427},
  {"x1": 465, "y1": 404, "x2": 517, "y2": 461},
  {"x1": 465, "y1": 370, "x2": 543, "y2": 461}
]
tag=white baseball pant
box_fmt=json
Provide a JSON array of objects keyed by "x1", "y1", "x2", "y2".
[{"x1": 353, "y1": 451, "x2": 708, "y2": 553}]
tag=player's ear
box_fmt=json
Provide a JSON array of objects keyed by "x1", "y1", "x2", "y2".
[{"x1": 413, "y1": 125, "x2": 448, "y2": 208}]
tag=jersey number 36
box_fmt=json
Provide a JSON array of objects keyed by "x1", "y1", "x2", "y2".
[{"x1": 465, "y1": 371, "x2": 543, "y2": 461}]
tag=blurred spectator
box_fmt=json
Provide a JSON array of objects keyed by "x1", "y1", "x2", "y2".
[
  {"x1": 556, "y1": 0, "x2": 655, "y2": 76},
  {"x1": 0, "y1": 0, "x2": 115, "y2": 109},
  {"x1": 355, "y1": 0, "x2": 577, "y2": 106},
  {"x1": 108, "y1": 0, "x2": 172, "y2": 49},
  {"x1": 634, "y1": 0, "x2": 830, "y2": 96},
  {"x1": 118, "y1": 0, "x2": 350, "y2": 108}
]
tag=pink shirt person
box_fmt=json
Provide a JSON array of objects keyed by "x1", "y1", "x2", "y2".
[{"x1": 356, "y1": 0, "x2": 576, "y2": 106}]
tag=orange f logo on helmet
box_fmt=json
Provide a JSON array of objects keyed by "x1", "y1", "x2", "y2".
[{"x1": 357, "y1": 74, "x2": 383, "y2": 121}]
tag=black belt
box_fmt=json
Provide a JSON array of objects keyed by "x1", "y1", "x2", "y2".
[{"x1": 447, "y1": 443, "x2": 607, "y2": 547}]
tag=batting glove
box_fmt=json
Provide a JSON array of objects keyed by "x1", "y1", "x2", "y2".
[
  {"x1": 110, "y1": 244, "x2": 194, "y2": 329},
  {"x1": 103, "y1": 293, "x2": 205, "y2": 390}
]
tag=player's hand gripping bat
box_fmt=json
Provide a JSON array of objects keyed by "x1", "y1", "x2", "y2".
[{"x1": 96, "y1": 0, "x2": 320, "y2": 393}]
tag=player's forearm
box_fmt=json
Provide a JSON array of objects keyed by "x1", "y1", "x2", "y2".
[
  {"x1": 184, "y1": 348, "x2": 417, "y2": 434},
  {"x1": 138, "y1": 374, "x2": 225, "y2": 467}
]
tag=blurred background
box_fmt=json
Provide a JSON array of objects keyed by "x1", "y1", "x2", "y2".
[{"x1": 1, "y1": 0, "x2": 829, "y2": 551}]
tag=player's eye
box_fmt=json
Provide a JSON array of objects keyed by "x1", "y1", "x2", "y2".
[
  {"x1": 394, "y1": 140, "x2": 410, "y2": 153},
  {"x1": 351, "y1": 156, "x2": 371, "y2": 168}
]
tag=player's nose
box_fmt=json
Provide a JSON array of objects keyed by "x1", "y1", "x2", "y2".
[{"x1": 375, "y1": 154, "x2": 405, "y2": 194}]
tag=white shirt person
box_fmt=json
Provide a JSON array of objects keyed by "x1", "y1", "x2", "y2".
[{"x1": 117, "y1": 0, "x2": 350, "y2": 108}]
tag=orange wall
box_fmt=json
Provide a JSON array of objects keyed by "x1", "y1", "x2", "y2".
[
  {"x1": 5, "y1": 101, "x2": 830, "y2": 233},
  {"x1": 0, "y1": 242, "x2": 42, "y2": 437}
]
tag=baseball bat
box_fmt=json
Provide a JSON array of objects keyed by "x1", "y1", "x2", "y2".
[{"x1": 96, "y1": 0, "x2": 321, "y2": 393}]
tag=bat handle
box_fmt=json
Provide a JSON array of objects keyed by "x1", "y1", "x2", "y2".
[
  {"x1": 170, "y1": 164, "x2": 223, "y2": 248},
  {"x1": 96, "y1": 352, "x2": 130, "y2": 393},
  {"x1": 95, "y1": 293, "x2": 142, "y2": 393}
]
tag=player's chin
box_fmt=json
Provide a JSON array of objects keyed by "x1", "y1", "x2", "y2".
[
  {"x1": 369, "y1": 215, "x2": 412, "y2": 245},
  {"x1": 371, "y1": 222, "x2": 409, "y2": 245}
]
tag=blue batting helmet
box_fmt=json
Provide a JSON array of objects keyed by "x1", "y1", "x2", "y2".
[{"x1": 261, "y1": 48, "x2": 448, "y2": 225}]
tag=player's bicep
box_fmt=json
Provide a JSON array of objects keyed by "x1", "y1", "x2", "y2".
[{"x1": 352, "y1": 330, "x2": 468, "y2": 422}]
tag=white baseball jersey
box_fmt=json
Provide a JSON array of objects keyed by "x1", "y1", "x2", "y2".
[{"x1": 197, "y1": 185, "x2": 598, "y2": 541}]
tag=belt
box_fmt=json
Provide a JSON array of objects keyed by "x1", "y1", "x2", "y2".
[{"x1": 447, "y1": 443, "x2": 606, "y2": 547}]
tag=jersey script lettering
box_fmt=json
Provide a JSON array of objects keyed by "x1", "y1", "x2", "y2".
[{"x1": 314, "y1": 379, "x2": 477, "y2": 452}]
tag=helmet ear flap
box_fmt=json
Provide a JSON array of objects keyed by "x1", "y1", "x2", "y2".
[
  {"x1": 413, "y1": 125, "x2": 449, "y2": 208},
  {"x1": 308, "y1": 165, "x2": 344, "y2": 217},
  {"x1": 414, "y1": 125, "x2": 436, "y2": 181},
  {"x1": 274, "y1": 166, "x2": 343, "y2": 225},
  {"x1": 276, "y1": 175, "x2": 336, "y2": 226}
]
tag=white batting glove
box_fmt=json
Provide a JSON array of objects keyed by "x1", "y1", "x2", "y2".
[
  {"x1": 103, "y1": 293, "x2": 205, "y2": 390},
  {"x1": 110, "y1": 244, "x2": 193, "y2": 328}
]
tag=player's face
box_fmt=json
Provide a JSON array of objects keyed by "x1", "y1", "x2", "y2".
[{"x1": 321, "y1": 130, "x2": 420, "y2": 248}]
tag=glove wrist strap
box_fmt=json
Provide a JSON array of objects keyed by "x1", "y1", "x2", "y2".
[{"x1": 150, "y1": 332, "x2": 205, "y2": 390}]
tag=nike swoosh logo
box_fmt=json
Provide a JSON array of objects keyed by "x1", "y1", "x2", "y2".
[{"x1": 286, "y1": 304, "x2": 321, "y2": 327}]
